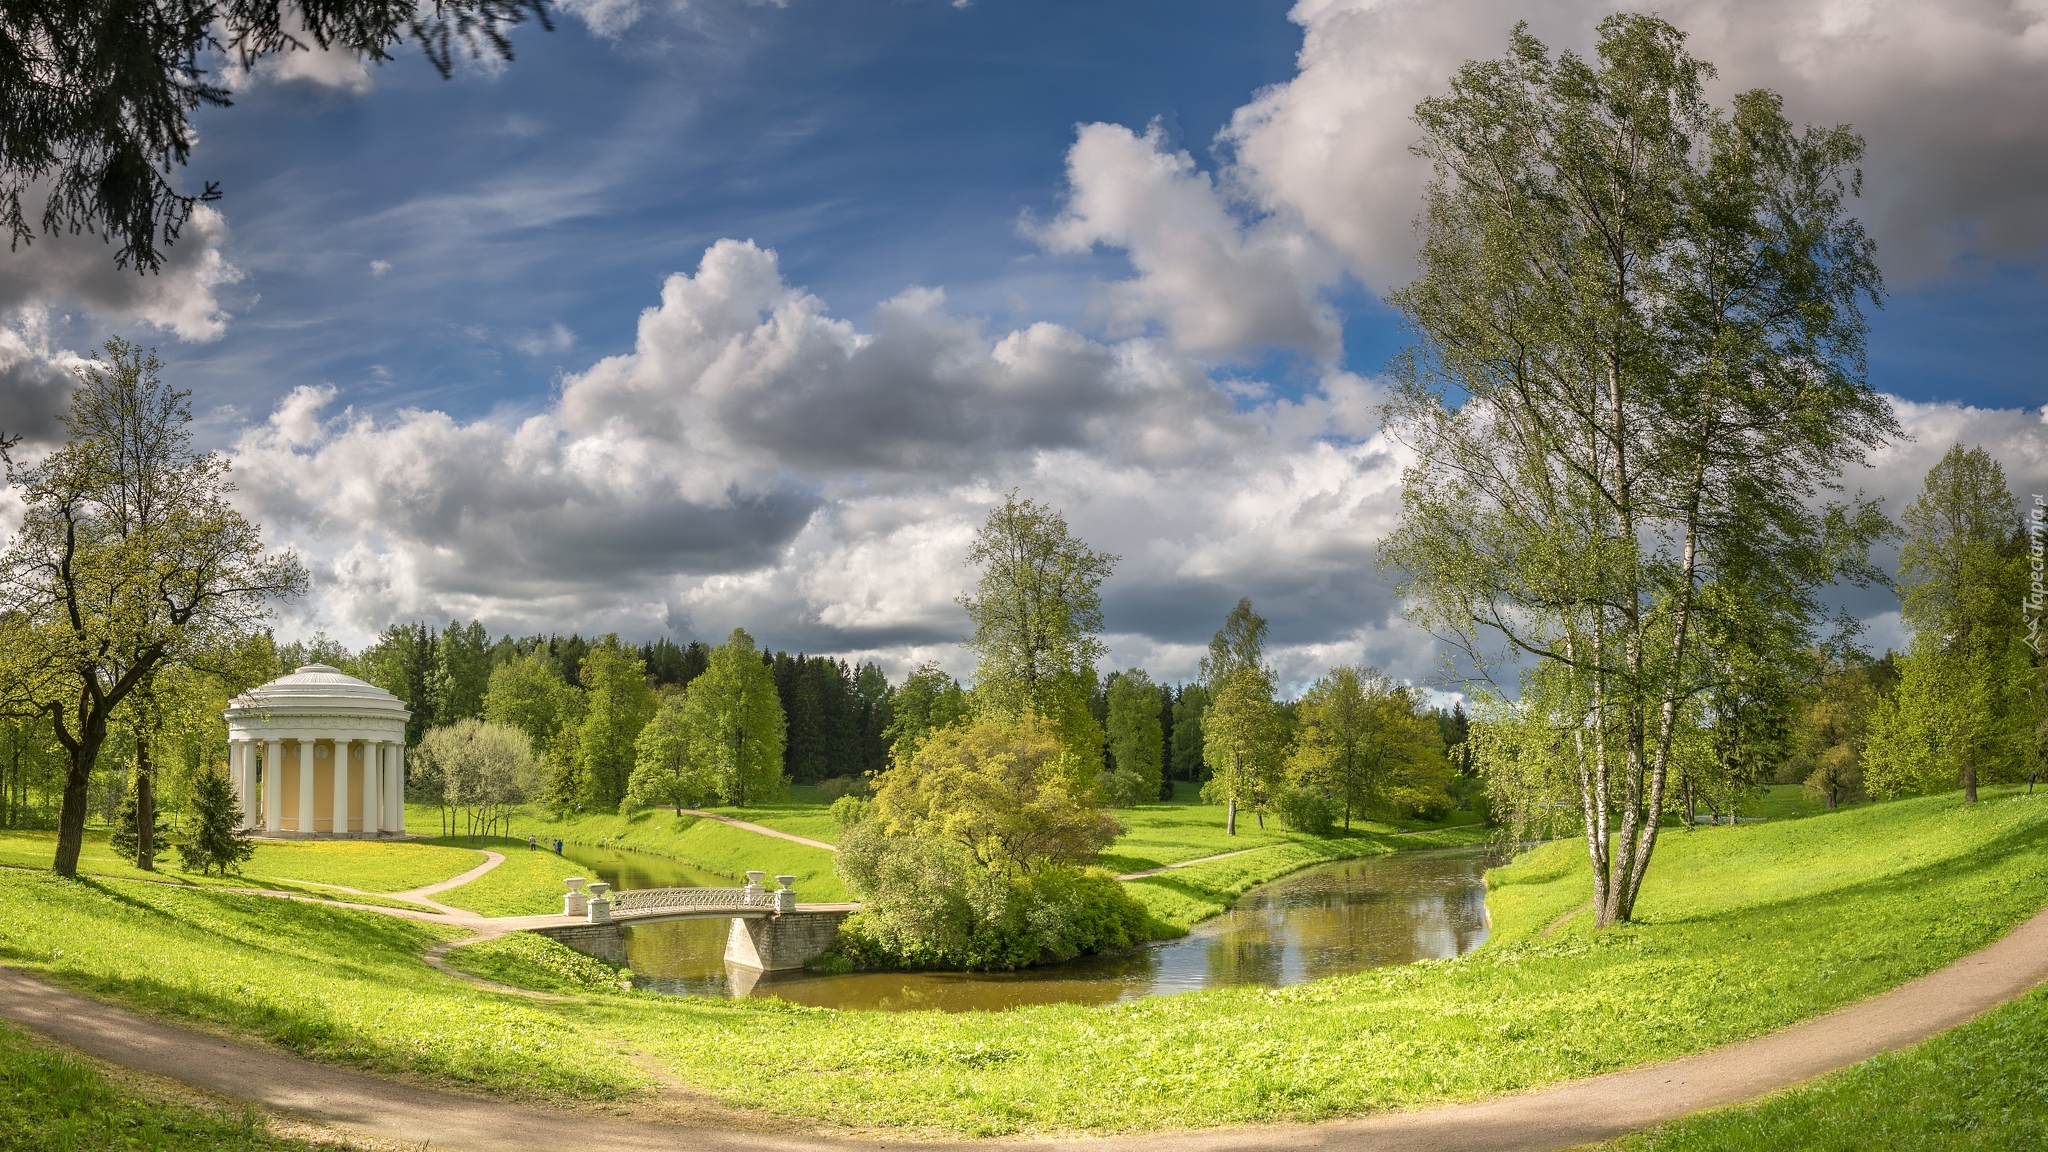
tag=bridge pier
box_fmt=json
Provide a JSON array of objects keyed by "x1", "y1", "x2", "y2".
[
  {"x1": 528, "y1": 922, "x2": 630, "y2": 966},
  {"x1": 723, "y1": 908, "x2": 854, "y2": 972}
]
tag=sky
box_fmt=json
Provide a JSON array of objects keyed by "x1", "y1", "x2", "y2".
[{"x1": 1, "y1": 0, "x2": 2044, "y2": 693}]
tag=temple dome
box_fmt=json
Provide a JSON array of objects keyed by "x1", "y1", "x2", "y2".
[{"x1": 226, "y1": 665, "x2": 411, "y2": 727}]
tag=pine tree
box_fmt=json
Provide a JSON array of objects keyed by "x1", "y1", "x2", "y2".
[{"x1": 177, "y1": 765, "x2": 254, "y2": 876}]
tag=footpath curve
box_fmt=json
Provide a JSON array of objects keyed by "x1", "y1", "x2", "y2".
[
  {"x1": 682, "y1": 809, "x2": 839, "y2": 852},
  {"x1": 5, "y1": 899, "x2": 2048, "y2": 1152}
]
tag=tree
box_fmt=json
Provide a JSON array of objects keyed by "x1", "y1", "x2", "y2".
[
  {"x1": 571, "y1": 637, "x2": 656, "y2": 810},
  {"x1": 870, "y1": 713, "x2": 1119, "y2": 873},
  {"x1": 628, "y1": 694, "x2": 709, "y2": 813},
  {"x1": 431, "y1": 619, "x2": 491, "y2": 723},
  {"x1": 0, "y1": 340, "x2": 306, "y2": 877},
  {"x1": 1103, "y1": 669, "x2": 1164, "y2": 807},
  {"x1": 176, "y1": 762, "x2": 254, "y2": 876},
  {"x1": 1169, "y1": 684, "x2": 1209, "y2": 784},
  {"x1": 884, "y1": 663, "x2": 970, "y2": 755},
  {"x1": 676, "y1": 628, "x2": 785, "y2": 807},
  {"x1": 960, "y1": 492, "x2": 1117, "y2": 767},
  {"x1": 417, "y1": 719, "x2": 536, "y2": 843},
  {"x1": 1197, "y1": 600, "x2": 1281, "y2": 834},
  {"x1": 361, "y1": 622, "x2": 437, "y2": 743},
  {"x1": 1381, "y1": 17, "x2": 1895, "y2": 926},
  {"x1": 0, "y1": 0, "x2": 547, "y2": 273},
  {"x1": 1789, "y1": 651, "x2": 1893, "y2": 809},
  {"x1": 1291, "y1": 666, "x2": 1448, "y2": 830},
  {"x1": 1865, "y1": 446, "x2": 2034, "y2": 803},
  {"x1": 483, "y1": 650, "x2": 580, "y2": 754}
]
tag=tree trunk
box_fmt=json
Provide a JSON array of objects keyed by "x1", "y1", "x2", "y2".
[
  {"x1": 134, "y1": 741, "x2": 155, "y2": 871},
  {"x1": 52, "y1": 716, "x2": 111, "y2": 878},
  {"x1": 1963, "y1": 755, "x2": 1977, "y2": 803},
  {"x1": 1226, "y1": 796, "x2": 1236, "y2": 836}
]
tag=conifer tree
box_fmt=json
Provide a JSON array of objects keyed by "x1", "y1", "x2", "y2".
[{"x1": 176, "y1": 764, "x2": 253, "y2": 876}]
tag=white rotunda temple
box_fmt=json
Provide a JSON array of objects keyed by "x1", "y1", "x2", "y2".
[{"x1": 223, "y1": 665, "x2": 412, "y2": 837}]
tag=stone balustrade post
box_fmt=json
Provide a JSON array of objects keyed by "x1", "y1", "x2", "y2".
[
  {"x1": 744, "y1": 870, "x2": 767, "y2": 904},
  {"x1": 585, "y1": 881, "x2": 612, "y2": 924},
  {"x1": 774, "y1": 875, "x2": 796, "y2": 913},
  {"x1": 563, "y1": 878, "x2": 588, "y2": 917}
]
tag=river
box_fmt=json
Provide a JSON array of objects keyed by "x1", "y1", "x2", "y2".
[{"x1": 558, "y1": 843, "x2": 1491, "y2": 1013}]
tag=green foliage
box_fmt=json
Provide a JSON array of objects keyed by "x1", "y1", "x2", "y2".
[
  {"x1": 830, "y1": 794, "x2": 872, "y2": 828},
  {"x1": 871, "y1": 712, "x2": 1119, "y2": 872},
  {"x1": 569, "y1": 637, "x2": 658, "y2": 811},
  {"x1": 1104, "y1": 668, "x2": 1165, "y2": 807},
  {"x1": 1290, "y1": 666, "x2": 1454, "y2": 828},
  {"x1": 626, "y1": 692, "x2": 706, "y2": 812},
  {"x1": 445, "y1": 932, "x2": 634, "y2": 995},
  {"x1": 1168, "y1": 683, "x2": 1209, "y2": 783},
  {"x1": 0, "y1": 1021, "x2": 313, "y2": 1152},
  {"x1": 834, "y1": 824, "x2": 1152, "y2": 970},
  {"x1": 177, "y1": 763, "x2": 255, "y2": 876},
  {"x1": 1202, "y1": 667, "x2": 1284, "y2": 833},
  {"x1": 108, "y1": 773, "x2": 173, "y2": 863},
  {"x1": 959, "y1": 492, "x2": 1118, "y2": 726},
  {"x1": 1382, "y1": 16, "x2": 1896, "y2": 926},
  {"x1": 883, "y1": 662, "x2": 971, "y2": 756},
  {"x1": 817, "y1": 775, "x2": 869, "y2": 802},
  {"x1": 0, "y1": 339, "x2": 307, "y2": 877},
  {"x1": 1867, "y1": 445, "x2": 2037, "y2": 802},
  {"x1": 672, "y1": 628, "x2": 787, "y2": 807},
  {"x1": 416, "y1": 719, "x2": 538, "y2": 843},
  {"x1": 1272, "y1": 787, "x2": 1336, "y2": 835},
  {"x1": 431, "y1": 620, "x2": 492, "y2": 723},
  {"x1": 1787, "y1": 651, "x2": 1895, "y2": 809},
  {"x1": 484, "y1": 651, "x2": 582, "y2": 754}
]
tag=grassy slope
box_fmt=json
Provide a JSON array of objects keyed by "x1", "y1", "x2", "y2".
[
  {"x1": 460, "y1": 804, "x2": 847, "y2": 903},
  {"x1": 0, "y1": 830, "x2": 479, "y2": 911},
  {"x1": 426, "y1": 836, "x2": 594, "y2": 916},
  {"x1": 1603, "y1": 982, "x2": 2048, "y2": 1151},
  {"x1": 0, "y1": 1021, "x2": 331, "y2": 1152},
  {"x1": 5, "y1": 787, "x2": 2042, "y2": 1137}
]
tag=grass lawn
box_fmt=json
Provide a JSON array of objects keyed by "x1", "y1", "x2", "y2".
[
  {"x1": 0, "y1": 1020, "x2": 331, "y2": 1152},
  {"x1": 0, "y1": 829, "x2": 480, "y2": 907},
  {"x1": 426, "y1": 835, "x2": 594, "y2": 916},
  {"x1": 3, "y1": 787, "x2": 2042, "y2": 1137},
  {"x1": 1601, "y1": 982, "x2": 2048, "y2": 1150},
  {"x1": 473, "y1": 804, "x2": 847, "y2": 902}
]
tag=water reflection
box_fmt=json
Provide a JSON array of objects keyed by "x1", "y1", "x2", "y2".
[{"x1": 563, "y1": 842, "x2": 1492, "y2": 1012}]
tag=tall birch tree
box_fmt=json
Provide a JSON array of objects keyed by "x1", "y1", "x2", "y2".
[{"x1": 1381, "y1": 17, "x2": 1894, "y2": 926}]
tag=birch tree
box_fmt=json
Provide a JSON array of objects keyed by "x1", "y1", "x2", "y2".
[{"x1": 1381, "y1": 16, "x2": 1894, "y2": 926}]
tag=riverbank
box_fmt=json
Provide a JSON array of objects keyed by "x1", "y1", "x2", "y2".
[{"x1": 1, "y1": 788, "x2": 2040, "y2": 1136}]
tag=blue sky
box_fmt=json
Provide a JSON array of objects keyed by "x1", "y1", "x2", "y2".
[{"x1": 3, "y1": 0, "x2": 2043, "y2": 685}]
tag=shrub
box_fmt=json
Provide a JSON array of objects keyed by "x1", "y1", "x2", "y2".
[
  {"x1": 1274, "y1": 787, "x2": 1336, "y2": 836},
  {"x1": 818, "y1": 775, "x2": 870, "y2": 803},
  {"x1": 1098, "y1": 767, "x2": 1152, "y2": 808},
  {"x1": 830, "y1": 794, "x2": 872, "y2": 828},
  {"x1": 831, "y1": 821, "x2": 1155, "y2": 971}
]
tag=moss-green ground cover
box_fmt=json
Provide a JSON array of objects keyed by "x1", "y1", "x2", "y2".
[
  {"x1": 4, "y1": 787, "x2": 2041, "y2": 1137},
  {"x1": 444, "y1": 932, "x2": 635, "y2": 995},
  {"x1": 0, "y1": 1021, "x2": 326, "y2": 1152},
  {"x1": 1602, "y1": 981, "x2": 2048, "y2": 1151}
]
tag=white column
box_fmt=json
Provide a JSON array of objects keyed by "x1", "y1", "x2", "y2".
[
  {"x1": 391, "y1": 742, "x2": 406, "y2": 834},
  {"x1": 263, "y1": 739, "x2": 283, "y2": 832},
  {"x1": 363, "y1": 741, "x2": 382, "y2": 836},
  {"x1": 237, "y1": 741, "x2": 256, "y2": 828},
  {"x1": 297, "y1": 738, "x2": 316, "y2": 835},
  {"x1": 332, "y1": 739, "x2": 350, "y2": 835}
]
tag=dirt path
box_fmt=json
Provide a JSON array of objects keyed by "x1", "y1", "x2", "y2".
[
  {"x1": 5, "y1": 899, "x2": 2047, "y2": 1152},
  {"x1": 682, "y1": 809, "x2": 839, "y2": 852}
]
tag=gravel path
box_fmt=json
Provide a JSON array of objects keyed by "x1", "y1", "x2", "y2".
[{"x1": 4, "y1": 900, "x2": 2045, "y2": 1152}]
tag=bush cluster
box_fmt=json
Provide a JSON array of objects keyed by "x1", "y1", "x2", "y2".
[
  {"x1": 817, "y1": 775, "x2": 869, "y2": 803},
  {"x1": 829, "y1": 820, "x2": 1154, "y2": 971},
  {"x1": 1273, "y1": 787, "x2": 1336, "y2": 835}
]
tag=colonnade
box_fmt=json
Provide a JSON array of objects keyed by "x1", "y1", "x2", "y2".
[{"x1": 225, "y1": 738, "x2": 406, "y2": 836}]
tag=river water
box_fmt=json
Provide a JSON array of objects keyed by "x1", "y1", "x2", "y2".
[{"x1": 559, "y1": 843, "x2": 1492, "y2": 1013}]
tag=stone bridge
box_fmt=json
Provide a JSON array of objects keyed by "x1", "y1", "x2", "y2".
[{"x1": 525, "y1": 873, "x2": 856, "y2": 973}]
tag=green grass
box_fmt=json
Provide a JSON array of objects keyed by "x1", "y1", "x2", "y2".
[
  {"x1": 477, "y1": 804, "x2": 847, "y2": 901},
  {"x1": 1125, "y1": 824, "x2": 1491, "y2": 931},
  {"x1": 1602, "y1": 982, "x2": 2048, "y2": 1150},
  {"x1": 443, "y1": 932, "x2": 635, "y2": 996},
  {"x1": 0, "y1": 829, "x2": 474, "y2": 910},
  {"x1": 0, "y1": 871, "x2": 645, "y2": 1101},
  {"x1": 427, "y1": 836, "x2": 595, "y2": 916},
  {"x1": 7, "y1": 787, "x2": 2042, "y2": 1137},
  {"x1": 0, "y1": 1020, "x2": 325, "y2": 1152}
]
